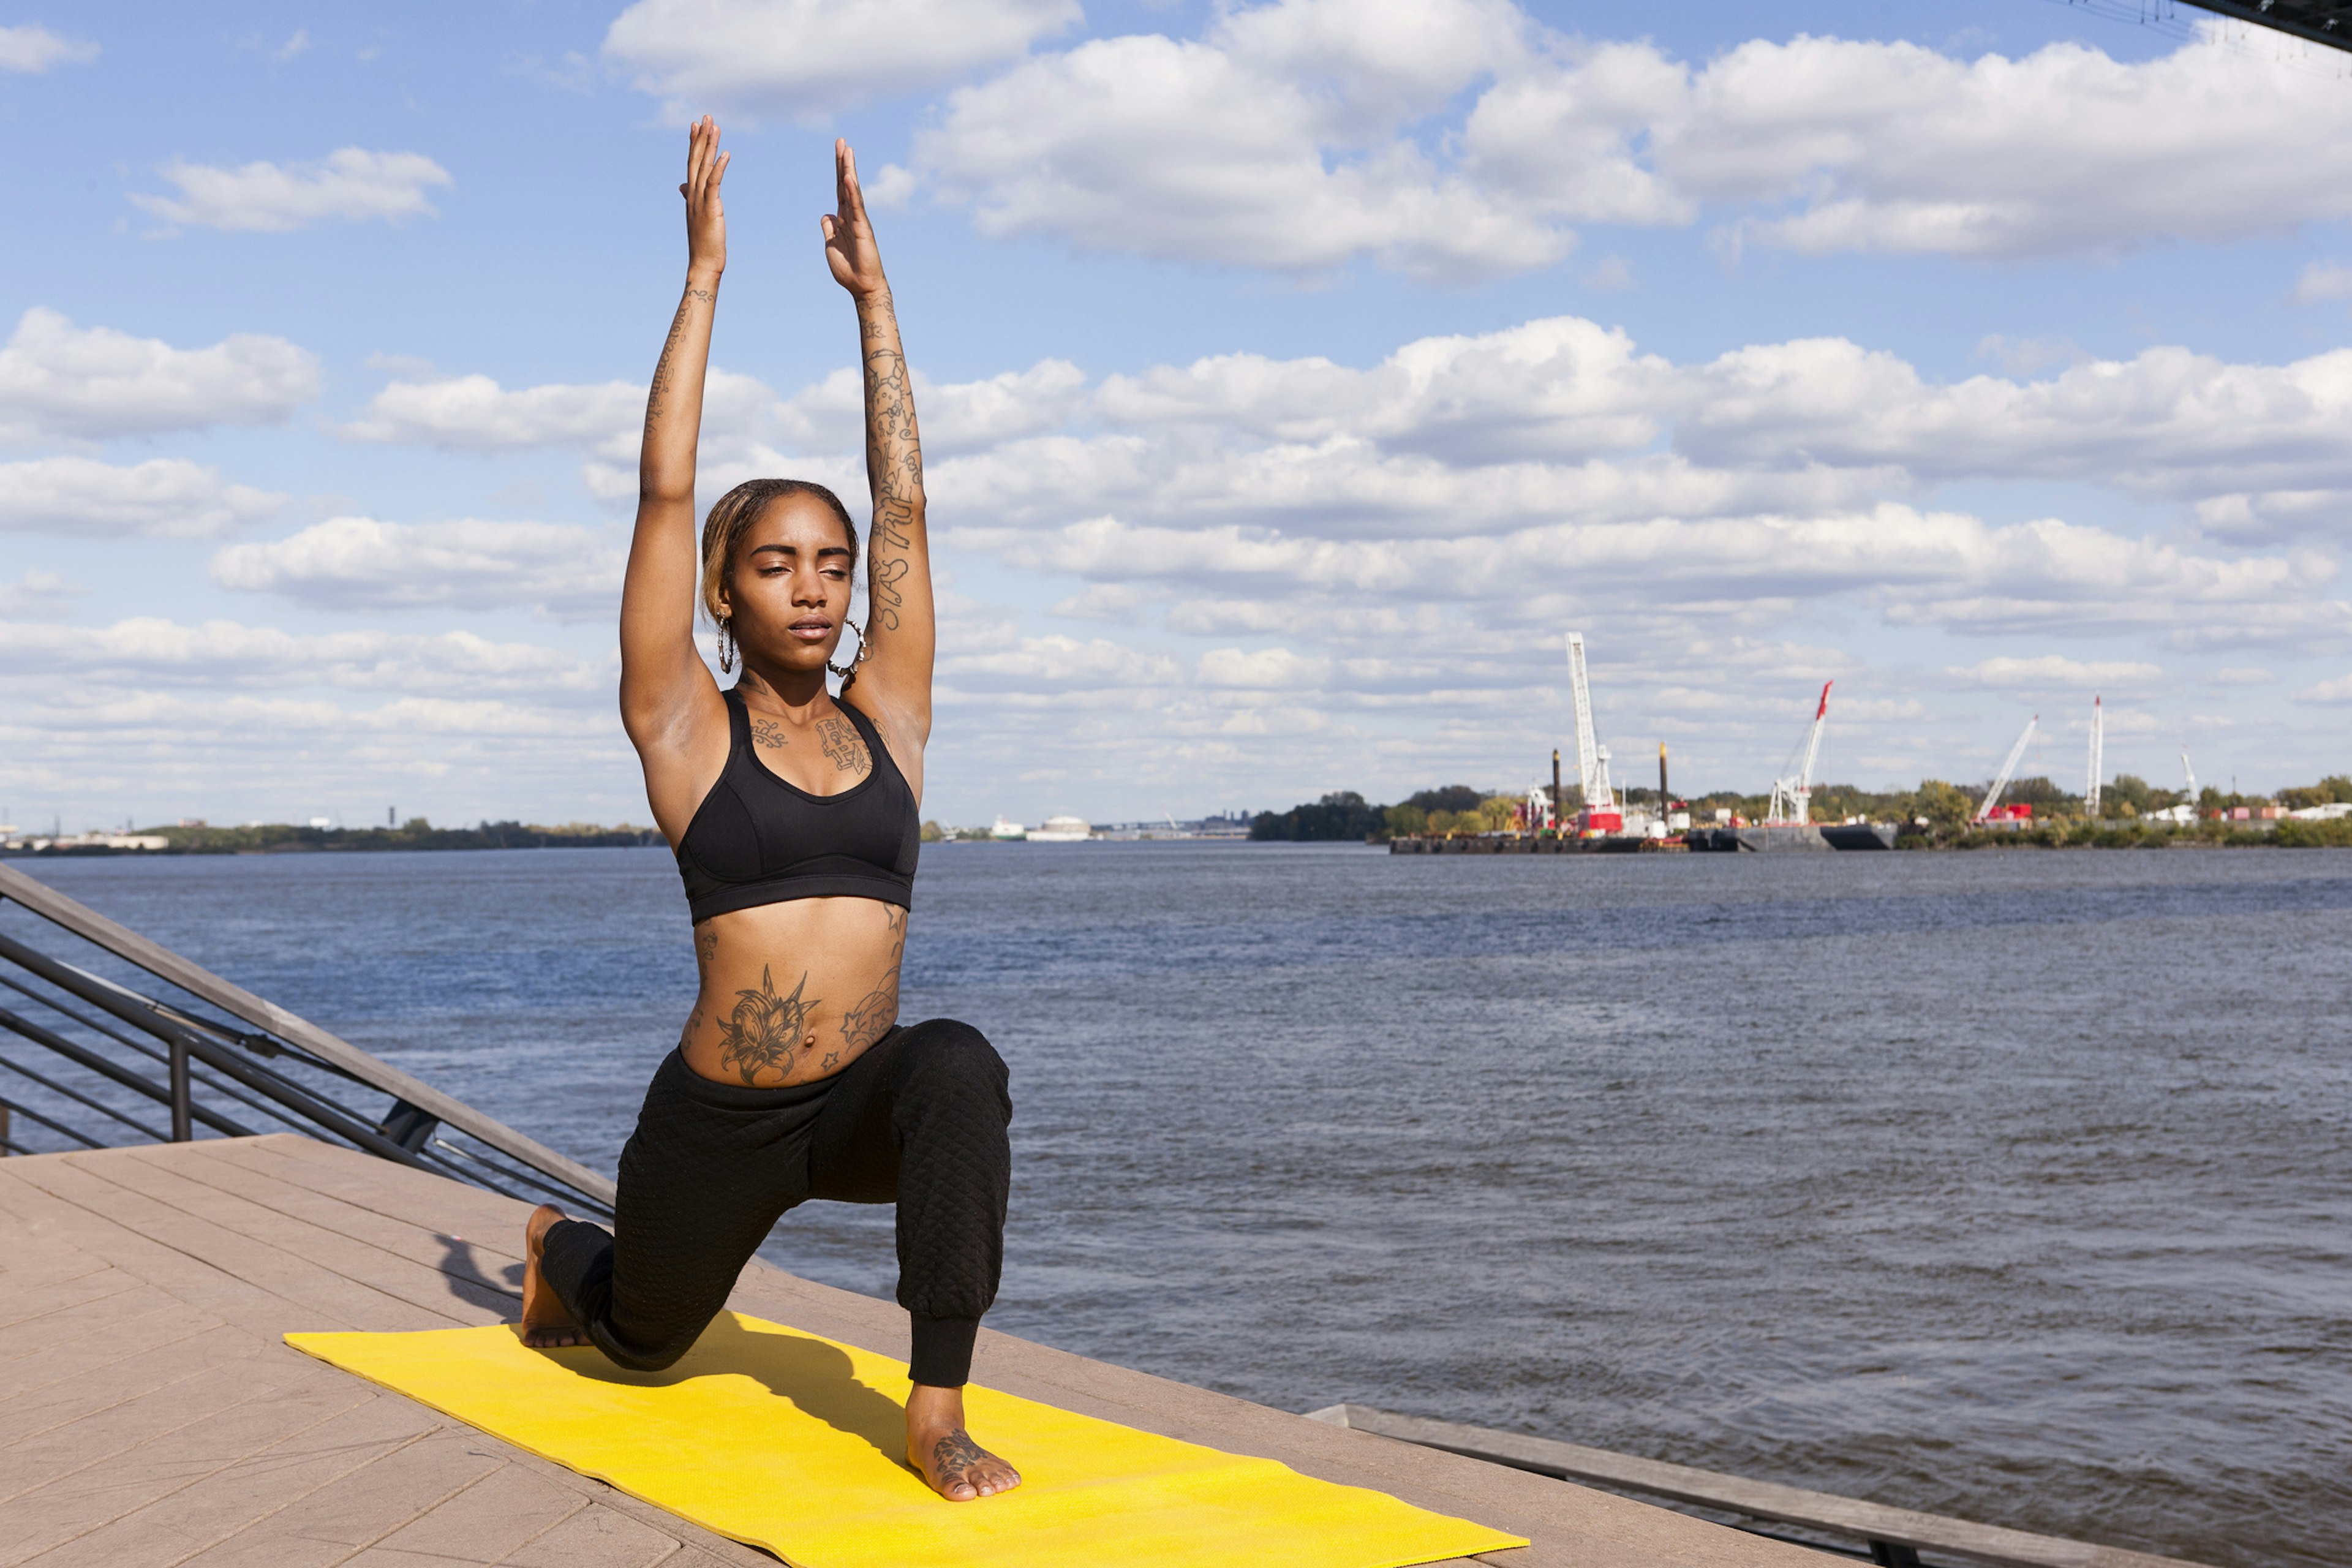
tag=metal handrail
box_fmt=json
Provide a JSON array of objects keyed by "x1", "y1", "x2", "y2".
[
  {"x1": 1, "y1": 970, "x2": 380, "y2": 1139},
  {"x1": 0, "y1": 1049, "x2": 169, "y2": 1142},
  {"x1": 0, "y1": 864, "x2": 616, "y2": 1215}
]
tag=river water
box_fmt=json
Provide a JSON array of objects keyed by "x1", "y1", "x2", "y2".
[{"x1": 8, "y1": 845, "x2": 2347, "y2": 1565}]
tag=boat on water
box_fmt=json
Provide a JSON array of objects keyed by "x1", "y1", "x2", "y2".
[
  {"x1": 1684, "y1": 822, "x2": 1897, "y2": 851},
  {"x1": 990, "y1": 816, "x2": 1027, "y2": 840},
  {"x1": 1025, "y1": 814, "x2": 1093, "y2": 842}
]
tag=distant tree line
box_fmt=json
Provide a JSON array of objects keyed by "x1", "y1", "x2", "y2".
[
  {"x1": 86, "y1": 820, "x2": 668, "y2": 854},
  {"x1": 1252, "y1": 785, "x2": 1510, "y2": 841},
  {"x1": 1248, "y1": 772, "x2": 2352, "y2": 845}
]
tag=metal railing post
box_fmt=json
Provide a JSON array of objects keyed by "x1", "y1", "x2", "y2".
[{"x1": 168, "y1": 1037, "x2": 192, "y2": 1141}]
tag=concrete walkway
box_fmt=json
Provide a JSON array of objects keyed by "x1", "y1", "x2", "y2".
[{"x1": 0, "y1": 1135, "x2": 1828, "y2": 1567}]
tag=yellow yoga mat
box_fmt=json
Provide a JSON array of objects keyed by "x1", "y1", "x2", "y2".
[{"x1": 285, "y1": 1312, "x2": 1525, "y2": 1568}]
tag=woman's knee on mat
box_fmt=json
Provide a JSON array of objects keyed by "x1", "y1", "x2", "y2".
[{"x1": 598, "y1": 1304, "x2": 722, "y2": 1371}]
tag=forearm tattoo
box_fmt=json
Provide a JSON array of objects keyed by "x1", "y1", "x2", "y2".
[
  {"x1": 859, "y1": 293, "x2": 922, "y2": 635},
  {"x1": 717, "y1": 965, "x2": 820, "y2": 1084},
  {"x1": 644, "y1": 287, "x2": 715, "y2": 426},
  {"x1": 831, "y1": 907, "x2": 905, "y2": 1068}
]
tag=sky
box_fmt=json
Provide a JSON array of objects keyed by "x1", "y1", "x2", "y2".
[{"x1": 4, "y1": 0, "x2": 2351, "y2": 832}]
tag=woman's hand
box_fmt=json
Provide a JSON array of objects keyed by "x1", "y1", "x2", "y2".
[
  {"x1": 680, "y1": 115, "x2": 729, "y2": 281},
  {"x1": 821, "y1": 138, "x2": 886, "y2": 298}
]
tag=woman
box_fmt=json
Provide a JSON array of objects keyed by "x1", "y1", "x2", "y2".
[{"x1": 517, "y1": 118, "x2": 1020, "y2": 1504}]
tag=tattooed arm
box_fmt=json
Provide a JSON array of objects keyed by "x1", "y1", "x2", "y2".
[
  {"x1": 620, "y1": 116, "x2": 733, "y2": 842},
  {"x1": 822, "y1": 138, "x2": 935, "y2": 786}
]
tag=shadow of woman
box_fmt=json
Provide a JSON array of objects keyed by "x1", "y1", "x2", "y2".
[
  {"x1": 538, "y1": 1313, "x2": 908, "y2": 1466},
  {"x1": 434, "y1": 1233, "x2": 524, "y2": 1313}
]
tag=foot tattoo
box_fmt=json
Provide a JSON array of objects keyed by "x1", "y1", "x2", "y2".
[{"x1": 921, "y1": 1426, "x2": 1022, "y2": 1501}]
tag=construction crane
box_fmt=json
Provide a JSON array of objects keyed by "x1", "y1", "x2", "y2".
[
  {"x1": 1767, "y1": 682, "x2": 1832, "y2": 824},
  {"x1": 1974, "y1": 715, "x2": 2040, "y2": 824},
  {"x1": 1563, "y1": 633, "x2": 1621, "y2": 834},
  {"x1": 2085, "y1": 696, "x2": 2105, "y2": 818}
]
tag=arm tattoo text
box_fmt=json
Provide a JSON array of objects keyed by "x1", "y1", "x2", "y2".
[{"x1": 644, "y1": 287, "x2": 714, "y2": 426}]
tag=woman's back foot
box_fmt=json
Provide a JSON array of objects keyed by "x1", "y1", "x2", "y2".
[{"x1": 519, "y1": 1202, "x2": 588, "y2": 1349}]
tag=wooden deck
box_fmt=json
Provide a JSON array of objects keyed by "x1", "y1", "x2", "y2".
[{"x1": 0, "y1": 1135, "x2": 1832, "y2": 1568}]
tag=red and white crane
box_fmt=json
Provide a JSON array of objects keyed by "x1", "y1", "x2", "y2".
[
  {"x1": 1767, "y1": 682, "x2": 1832, "y2": 824},
  {"x1": 1974, "y1": 715, "x2": 2040, "y2": 824},
  {"x1": 1564, "y1": 632, "x2": 1621, "y2": 835}
]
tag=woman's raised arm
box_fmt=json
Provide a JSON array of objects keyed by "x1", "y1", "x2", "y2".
[
  {"x1": 823, "y1": 140, "x2": 935, "y2": 755},
  {"x1": 619, "y1": 118, "x2": 729, "y2": 797}
]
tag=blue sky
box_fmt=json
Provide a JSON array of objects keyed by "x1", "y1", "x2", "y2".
[{"x1": 4, "y1": 0, "x2": 2350, "y2": 831}]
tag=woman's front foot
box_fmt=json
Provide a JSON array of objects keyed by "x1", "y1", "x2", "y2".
[
  {"x1": 519, "y1": 1202, "x2": 588, "y2": 1349},
  {"x1": 906, "y1": 1384, "x2": 1021, "y2": 1500}
]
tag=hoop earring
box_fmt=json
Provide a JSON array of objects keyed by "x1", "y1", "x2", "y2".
[
  {"x1": 825, "y1": 618, "x2": 870, "y2": 680},
  {"x1": 717, "y1": 616, "x2": 736, "y2": 674}
]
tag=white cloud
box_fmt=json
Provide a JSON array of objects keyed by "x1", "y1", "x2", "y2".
[
  {"x1": 945, "y1": 507, "x2": 2321, "y2": 642},
  {"x1": 130, "y1": 149, "x2": 453, "y2": 233},
  {"x1": 914, "y1": 8, "x2": 2352, "y2": 277},
  {"x1": 0, "y1": 617, "x2": 606, "y2": 697},
  {"x1": 0, "y1": 571, "x2": 82, "y2": 619},
  {"x1": 919, "y1": 21, "x2": 1565, "y2": 280},
  {"x1": 2294, "y1": 261, "x2": 2352, "y2": 303},
  {"x1": 1197, "y1": 646, "x2": 1332, "y2": 689},
  {"x1": 864, "y1": 164, "x2": 917, "y2": 209},
  {"x1": 2294, "y1": 672, "x2": 2352, "y2": 704},
  {"x1": 342, "y1": 372, "x2": 645, "y2": 453},
  {"x1": 772, "y1": 359, "x2": 1087, "y2": 457},
  {"x1": 347, "y1": 360, "x2": 1089, "y2": 513},
  {"x1": 1051, "y1": 582, "x2": 1151, "y2": 619},
  {"x1": 604, "y1": 0, "x2": 1080, "y2": 118},
  {"x1": 1611, "y1": 32, "x2": 2352, "y2": 259},
  {"x1": 0, "y1": 456, "x2": 287, "y2": 538},
  {"x1": 1948, "y1": 655, "x2": 2167, "y2": 691},
  {"x1": 0, "y1": 309, "x2": 318, "y2": 445},
  {"x1": 1059, "y1": 319, "x2": 2352, "y2": 532},
  {"x1": 938, "y1": 634, "x2": 1182, "y2": 691},
  {"x1": 0, "y1": 23, "x2": 97, "y2": 73},
  {"x1": 209, "y1": 517, "x2": 625, "y2": 619},
  {"x1": 1670, "y1": 337, "x2": 2352, "y2": 501},
  {"x1": 2192, "y1": 489, "x2": 2351, "y2": 544}
]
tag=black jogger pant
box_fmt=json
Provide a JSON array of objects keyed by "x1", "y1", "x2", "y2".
[{"x1": 538, "y1": 1018, "x2": 1011, "y2": 1387}]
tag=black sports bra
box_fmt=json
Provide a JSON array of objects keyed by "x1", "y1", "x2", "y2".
[{"x1": 674, "y1": 688, "x2": 920, "y2": 922}]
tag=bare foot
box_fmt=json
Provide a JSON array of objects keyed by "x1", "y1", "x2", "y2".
[
  {"x1": 519, "y1": 1202, "x2": 587, "y2": 1349},
  {"x1": 906, "y1": 1383, "x2": 1021, "y2": 1501}
]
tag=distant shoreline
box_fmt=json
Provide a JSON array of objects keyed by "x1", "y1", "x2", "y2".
[{"x1": 0, "y1": 823, "x2": 665, "y2": 858}]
